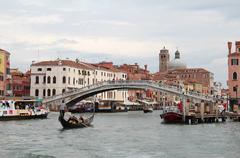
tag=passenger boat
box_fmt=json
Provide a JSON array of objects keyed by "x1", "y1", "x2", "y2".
[
  {"x1": 143, "y1": 106, "x2": 153, "y2": 113},
  {"x1": 68, "y1": 100, "x2": 94, "y2": 113},
  {"x1": 139, "y1": 100, "x2": 154, "y2": 113},
  {"x1": 58, "y1": 113, "x2": 94, "y2": 129},
  {"x1": 0, "y1": 99, "x2": 49, "y2": 121},
  {"x1": 160, "y1": 106, "x2": 183, "y2": 123}
]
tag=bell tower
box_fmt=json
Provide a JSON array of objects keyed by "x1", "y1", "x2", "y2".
[{"x1": 159, "y1": 46, "x2": 169, "y2": 72}]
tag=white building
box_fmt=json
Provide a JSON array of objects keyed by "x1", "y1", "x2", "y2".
[{"x1": 30, "y1": 59, "x2": 128, "y2": 102}]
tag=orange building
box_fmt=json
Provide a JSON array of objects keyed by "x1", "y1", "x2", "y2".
[
  {"x1": 227, "y1": 41, "x2": 240, "y2": 109},
  {"x1": 0, "y1": 49, "x2": 11, "y2": 96}
]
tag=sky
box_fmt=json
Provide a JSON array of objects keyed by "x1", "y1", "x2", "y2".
[{"x1": 0, "y1": 0, "x2": 240, "y2": 87}]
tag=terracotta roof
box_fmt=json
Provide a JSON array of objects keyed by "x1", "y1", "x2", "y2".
[
  {"x1": 90, "y1": 63, "x2": 124, "y2": 73},
  {"x1": 0, "y1": 49, "x2": 10, "y2": 55},
  {"x1": 31, "y1": 60, "x2": 94, "y2": 70},
  {"x1": 168, "y1": 68, "x2": 210, "y2": 74}
]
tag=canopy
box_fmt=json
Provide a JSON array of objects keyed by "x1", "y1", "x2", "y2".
[{"x1": 123, "y1": 100, "x2": 140, "y2": 106}]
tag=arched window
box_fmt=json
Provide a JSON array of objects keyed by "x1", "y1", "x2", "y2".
[
  {"x1": 47, "y1": 89, "x2": 51, "y2": 96},
  {"x1": 68, "y1": 77, "x2": 70, "y2": 84},
  {"x1": 73, "y1": 78, "x2": 75, "y2": 85},
  {"x1": 47, "y1": 76, "x2": 51, "y2": 84},
  {"x1": 35, "y1": 89, "x2": 39, "y2": 96},
  {"x1": 35, "y1": 76, "x2": 39, "y2": 84},
  {"x1": 43, "y1": 89, "x2": 46, "y2": 97},
  {"x1": 62, "y1": 89, "x2": 66, "y2": 94},
  {"x1": 62, "y1": 76, "x2": 66, "y2": 84},
  {"x1": 52, "y1": 89, "x2": 56, "y2": 96},
  {"x1": 43, "y1": 76, "x2": 46, "y2": 83},
  {"x1": 53, "y1": 76, "x2": 56, "y2": 84},
  {"x1": 233, "y1": 72, "x2": 238, "y2": 80}
]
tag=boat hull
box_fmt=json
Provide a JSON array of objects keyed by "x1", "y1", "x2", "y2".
[
  {"x1": 160, "y1": 112, "x2": 183, "y2": 123},
  {"x1": 58, "y1": 114, "x2": 94, "y2": 129},
  {"x1": 0, "y1": 113, "x2": 48, "y2": 121},
  {"x1": 143, "y1": 109, "x2": 153, "y2": 113}
]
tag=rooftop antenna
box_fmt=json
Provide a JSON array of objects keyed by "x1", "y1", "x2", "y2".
[
  {"x1": 37, "y1": 48, "x2": 40, "y2": 62},
  {"x1": 57, "y1": 51, "x2": 62, "y2": 60}
]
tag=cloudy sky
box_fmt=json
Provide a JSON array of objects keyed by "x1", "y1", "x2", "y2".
[{"x1": 0, "y1": 0, "x2": 240, "y2": 87}]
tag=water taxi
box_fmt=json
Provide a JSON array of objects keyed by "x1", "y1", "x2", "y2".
[
  {"x1": 160, "y1": 106, "x2": 183, "y2": 123},
  {"x1": 0, "y1": 98, "x2": 49, "y2": 121}
]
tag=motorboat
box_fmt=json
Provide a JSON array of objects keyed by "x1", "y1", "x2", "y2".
[{"x1": 160, "y1": 106, "x2": 183, "y2": 123}]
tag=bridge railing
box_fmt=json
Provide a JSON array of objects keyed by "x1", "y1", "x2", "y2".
[{"x1": 43, "y1": 80, "x2": 216, "y2": 103}]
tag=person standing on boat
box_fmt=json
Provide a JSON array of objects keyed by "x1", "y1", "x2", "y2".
[{"x1": 60, "y1": 100, "x2": 66, "y2": 117}]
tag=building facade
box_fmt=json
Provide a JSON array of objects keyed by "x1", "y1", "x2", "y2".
[
  {"x1": 30, "y1": 59, "x2": 128, "y2": 102},
  {"x1": 0, "y1": 49, "x2": 11, "y2": 96},
  {"x1": 118, "y1": 63, "x2": 152, "y2": 101},
  {"x1": 159, "y1": 47, "x2": 170, "y2": 72},
  {"x1": 11, "y1": 69, "x2": 31, "y2": 97},
  {"x1": 227, "y1": 41, "x2": 240, "y2": 109}
]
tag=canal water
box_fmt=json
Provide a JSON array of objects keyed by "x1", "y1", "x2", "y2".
[{"x1": 0, "y1": 111, "x2": 240, "y2": 158}]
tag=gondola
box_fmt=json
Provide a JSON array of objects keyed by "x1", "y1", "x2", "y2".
[{"x1": 58, "y1": 113, "x2": 94, "y2": 129}]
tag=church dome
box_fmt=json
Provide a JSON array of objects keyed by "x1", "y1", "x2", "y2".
[{"x1": 168, "y1": 50, "x2": 187, "y2": 70}]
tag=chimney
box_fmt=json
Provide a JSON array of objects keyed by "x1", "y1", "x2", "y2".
[
  {"x1": 236, "y1": 41, "x2": 240, "y2": 53},
  {"x1": 228, "y1": 41, "x2": 232, "y2": 54},
  {"x1": 144, "y1": 64, "x2": 148, "y2": 71}
]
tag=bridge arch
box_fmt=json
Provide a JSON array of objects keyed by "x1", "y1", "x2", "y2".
[{"x1": 43, "y1": 80, "x2": 215, "y2": 107}]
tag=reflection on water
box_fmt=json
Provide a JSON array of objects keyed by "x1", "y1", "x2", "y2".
[{"x1": 0, "y1": 111, "x2": 240, "y2": 158}]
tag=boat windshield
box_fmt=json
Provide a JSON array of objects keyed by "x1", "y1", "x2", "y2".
[
  {"x1": 163, "y1": 106, "x2": 181, "y2": 114},
  {"x1": 0, "y1": 100, "x2": 15, "y2": 109},
  {"x1": 14, "y1": 100, "x2": 43, "y2": 110}
]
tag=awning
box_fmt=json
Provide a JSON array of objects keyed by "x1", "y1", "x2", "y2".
[{"x1": 123, "y1": 101, "x2": 140, "y2": 106}]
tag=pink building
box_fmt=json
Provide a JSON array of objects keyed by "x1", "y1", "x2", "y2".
[{"x1": 227, "y1": 41, "x2": 240, "y2": 109}]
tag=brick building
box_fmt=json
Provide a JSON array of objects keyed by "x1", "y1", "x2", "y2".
[
  {"x1": 117, "y1": 63, "x2": 152, "y2": 101},
  {"x1": 227, "y1": 41, "x2": 240, "y2": 109},
  {"x1": 11, "y1": 68, "x2": 31, "y2": 97}
]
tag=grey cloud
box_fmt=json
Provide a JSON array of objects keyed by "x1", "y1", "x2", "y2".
[{"x1": 0, "y1": 0, "x2": 239, "y2": 87}]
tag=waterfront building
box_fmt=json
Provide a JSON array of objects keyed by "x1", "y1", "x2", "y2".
[
  {"x1": 11, "y1": 68, "x2": 30, "y2": 97},
  {"x1": 156, "y1": 47, "x2": 214, "y2": 94},
  {"x1": 118, "y1": 63, "x2": 152, "y2": 101},
  {"x1": 30, "y1": 59, "x2": 128, "y2": 104},
  {"x1": 227, "y1": 41, "x2": 240, "y2": 109},
  {"x1": 0, "y1": 49, "x2": 11, "y2": 96},
  {"x1": 90, "y1": 61, "x2": 128, "y2": 102}
]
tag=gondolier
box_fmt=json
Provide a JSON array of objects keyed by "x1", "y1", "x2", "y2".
[{"x1": 60, "y1": 100, "x2": 66, "y2": 117}]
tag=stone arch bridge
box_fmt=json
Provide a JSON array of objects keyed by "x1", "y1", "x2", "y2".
[{"x1": 42, "y1": 80, "x2": 215, "y2": 107}]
